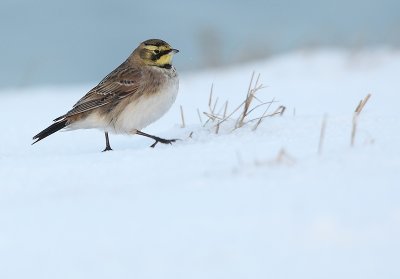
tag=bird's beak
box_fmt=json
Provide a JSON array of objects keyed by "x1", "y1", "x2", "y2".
[{"x1": 170, "y1": 49, "x2": 179, "y2": 54}]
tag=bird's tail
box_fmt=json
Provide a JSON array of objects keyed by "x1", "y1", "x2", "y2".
[{"x1": 32, "y1": 119, "x2": 68, "y2": 145}]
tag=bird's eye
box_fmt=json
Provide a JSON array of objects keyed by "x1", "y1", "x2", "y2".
[{"x1": 154, "y1": 49, "x2": 160, "y2": 54}]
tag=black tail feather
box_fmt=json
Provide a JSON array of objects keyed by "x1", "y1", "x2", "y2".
[{"x1": 32, "y1": 119, "x2": 68, "y2": 145}]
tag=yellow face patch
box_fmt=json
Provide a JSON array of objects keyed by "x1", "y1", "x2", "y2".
[
  {"x1": 139, "y1": 43, "x2": 177, "y2": 67},
  {"x1": 141, "y1": 45, "x2": 174, "y2": 66},
  {"x1": 155, "y1": 52, "x2": 173, "y2": 65}
]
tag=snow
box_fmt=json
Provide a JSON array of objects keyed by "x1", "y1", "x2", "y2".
[{"x1": 1, "y1": 49, "x2": 400, "y2": 279}]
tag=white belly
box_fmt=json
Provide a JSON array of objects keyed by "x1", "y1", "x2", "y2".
[{"x1": 111, "y1": 78, "x2": 179, "y2": 134}]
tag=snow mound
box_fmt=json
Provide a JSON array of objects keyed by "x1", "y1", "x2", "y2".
[{"x1": 0, "y1": 49, "x2": 399, "y2": 279}]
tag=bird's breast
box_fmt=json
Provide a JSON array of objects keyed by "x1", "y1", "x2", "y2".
[{"x1": 112, "y1": 75, "x2": 179, "y2": 134}]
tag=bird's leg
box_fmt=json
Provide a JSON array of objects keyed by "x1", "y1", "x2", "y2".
[
  {"x1": 136, "y1": 130, "x2": 177, "y2": 148},
  {"x1": 102, "y1": 132, "x2": 113, "y2": 152}
]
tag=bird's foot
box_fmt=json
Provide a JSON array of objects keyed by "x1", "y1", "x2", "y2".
[
  {"x1": 102, "y1": 146, "x2": 113, "y2": 152},
  {"x1": 150, "y1": 137, "x2": 178, "y2": 148}
]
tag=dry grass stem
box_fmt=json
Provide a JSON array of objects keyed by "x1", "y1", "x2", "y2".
[
  {"x1": 351, "y1": 117, "x2": 358, "y2": 147},
  {"x1": 213, "y1": 99, "x2": 246, "y2": 128},
  {"x1": 197, "y1": 108, "x2": 203, "y2": 124},
  {"x1": 208, "y1": 84, "x2": 214, "y2": 108},
  {"x1": 249, "y1": 110, "x2": 283, "y2": 124},
  {"x1": 200, "y1": 72, "x2": 285, "y2": 133},
  {"x1": 215, "y1": 101, "x2": 229, "y2": 134},
  {"x1": 252, "y1": 103, "x2": 286, "y2": 131},
  {"x1": 236, "y1": 72, "x2": 265, "y2": 128},
  {"x1": 238, "y1": 72, "x2": 256, "y2": 127},
  {"x1": 180, "y1": 105, "x2": 185, "y2": 128},
  {"x1": 318, "y1": 114, "x2": 327, "y2": 155},
  {"x1": 351, "y1": 94, "x2": 372, "y2": 147},
  {"x1": 203, "y1": 84, "x2": 221, "y2": 127},
  {"x1": 246, "y1": 100, "x2": 278, "y2": 116},
  {"x1": 254, "y1": 148, "x2": 296, "y2": 167},
  {"x1": 274, "y1": 105, "x2": 286, "y2": 116},
  {"x1": 275, "y1": 149, "x2": 295, "y2": 165},
  {"x1": 252, "y1": 97, "x2": 275, "y2": 130},
  {"x1": 203, "y1": 111, "x2": 223, "y2": 121},
  {"x1": 355, "y1": 94, "x2": 371, "y2": 115},
  {"x1": 223, "y1": 101, "x2": 228, "y2": 118}
]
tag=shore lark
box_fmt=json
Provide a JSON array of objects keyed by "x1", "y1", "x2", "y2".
[{"x1": 33, "y1": 39, "x2": 179, "y2": 151}]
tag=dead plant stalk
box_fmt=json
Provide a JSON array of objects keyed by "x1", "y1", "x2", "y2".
[
  {"x1": 236, "y1": 72, "x2": 264, "y2": 128},
  {"x1": 351, "y1": 94, "x2": 371, "y2": 147},
  {"x1": 318, "y1": 115, "x2": 327, "y2": 155},
  {"x1": 180, "y1": 105, "x2": 185, "y2": 128}
]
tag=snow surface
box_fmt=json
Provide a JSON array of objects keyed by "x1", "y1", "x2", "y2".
[{"x1": 1, "y1": 49, "x2": 400, "y2": 279}]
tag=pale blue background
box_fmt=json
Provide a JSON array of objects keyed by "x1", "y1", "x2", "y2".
[{"x1": 1, "y1": 0, "x2": 399, "y2": 87}]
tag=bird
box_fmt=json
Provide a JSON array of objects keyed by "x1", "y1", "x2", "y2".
[{"x1": 32, "y1": 39, "x2": 179, "y2": 152}]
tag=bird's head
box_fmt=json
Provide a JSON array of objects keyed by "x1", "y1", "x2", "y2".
[{"x1": 132, "y1": 39, "x2": 179, "y2": 69}]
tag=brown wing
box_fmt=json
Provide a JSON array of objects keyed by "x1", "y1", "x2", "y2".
[{"x1": 53, "y1": 64, "x2": 142, "y2": 121}]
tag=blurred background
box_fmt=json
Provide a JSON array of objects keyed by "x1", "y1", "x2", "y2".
[{"x1": 1, "y1": 0, "x2": 399, "y2": 88}]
